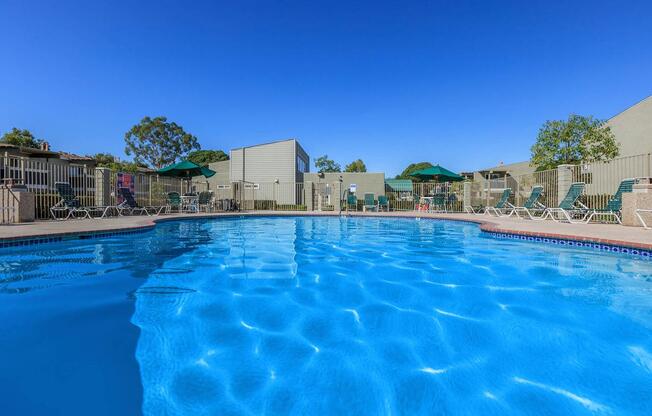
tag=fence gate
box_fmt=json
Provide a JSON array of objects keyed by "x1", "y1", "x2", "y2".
[{"x1": 312, "y1": 182, "x2": 334, "y2": 211}]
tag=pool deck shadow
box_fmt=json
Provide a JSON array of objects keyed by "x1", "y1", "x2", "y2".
[{"x1": 1, "y1": 211, "x2": 651, "y2": 250}]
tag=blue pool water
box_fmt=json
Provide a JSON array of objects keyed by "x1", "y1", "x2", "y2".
[{"x1": 1, "y1": 216, "x2": 652, "y2": 415}]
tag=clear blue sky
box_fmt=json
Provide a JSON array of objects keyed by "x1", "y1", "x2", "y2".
[{"x1": 1, "y1": 0, "x2": 651, "y2": 176}]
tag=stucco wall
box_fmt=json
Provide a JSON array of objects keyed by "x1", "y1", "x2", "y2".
[{"x1": 304, "y1": 172, "x2": 386, "y2": 197}]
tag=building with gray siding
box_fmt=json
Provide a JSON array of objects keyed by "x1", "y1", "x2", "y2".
[
  {"x1": 195, "y1": 138, "x2": 388, "y2": 207},
  {"x1": 198, "y1": 138, "x2": 310, "y2": 204},
  {"x1": 229, "y1": 138, "x2": 309, "y2": 184}
]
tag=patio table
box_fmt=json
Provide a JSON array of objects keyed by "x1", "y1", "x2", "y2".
[{"x1": 181, "y1": 195, "x2": 199, "y2": 213}]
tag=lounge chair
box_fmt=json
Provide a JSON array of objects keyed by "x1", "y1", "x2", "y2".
[
  {"x1": 117, "y1": 187, "x2": 165, "y2": 216},
  {"x1": 542, "y1": 182, "x2": 589, "y2": 223},
  {"x1": 636, "y1": 209, "x2": 652, "y2": 229},
  {"x1": 585, "y1": 178, "x2": 635, "y2": 224},
  {"x1": 197, "y1": 191, "x2": 213, "y2": 212},
  {"x1": 465, "y1": 205, "x2": 485, "y2": 214},
  {"x1": 166, "y1": 192, "x2": 182, "y2": 213},
  {"x1": 510, "y1": 185, "x2": 546, "y2": 219},
  {"x1": 378, "y1": 195, "x2": 389, "y2": 212},
  {"x1": 363, "y1": 193, "x2": 377, "y2": 212},
  {"x1": 465, "y1": 189, "x2": 513, "y2": 215},
  {"x1": 51, "y1": 182, "x2": 112, "y2": 220},
  {"x1": 346, "y1": 194, "x2": 357, "y2": 211},
  {"x1": 486, "y1": 189, "x2": 515, "y2": 216}
]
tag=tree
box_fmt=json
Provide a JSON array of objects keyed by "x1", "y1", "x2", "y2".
[
  {"x1": 124, "y1": 116, "x2": 200, "y2": 169},
  {"x1": 92, "y1": 153, "x2": 144, "y2": 173},
  {"x1": 314, "y1": 154, "x2": 341, "y2": 173},
  {"x1": 531, "y1": 114, "x2": 619, "y2": 171},
  {"x1": 344, "y1": 159, "x2": 367, "y2": 172},
  {"x1": 396, "y1": 162, "x2": 434, "y2": 181},
  {"x1": 187, "y1": 149, "x2": 229, "y2": 166},
  {"x1": 1, "y1": 128, "x2": 44, "y2": 149}
]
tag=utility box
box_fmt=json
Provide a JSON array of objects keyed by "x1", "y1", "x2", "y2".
[
  {"x1": 622, "y1": 179, "x2": 652, "y2": 226},
  {"x1": 1, "y1": 187, "x2": 35, "y2": 223}
]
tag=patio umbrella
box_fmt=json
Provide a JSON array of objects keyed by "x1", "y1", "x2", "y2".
[
  {"x1": 157, "y1": 160, "x2": 216, "y2": 194},
  {"x1": 157, "y1": 160, "x2": 216, "y2": 179},
  {"x1": 410, "y1": 165, "x2": 464, "y2": 182}
]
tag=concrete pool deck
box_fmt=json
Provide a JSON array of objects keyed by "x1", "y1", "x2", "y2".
[{"x1": 1, "y1": 211, "x2": 651, "y2": 250}]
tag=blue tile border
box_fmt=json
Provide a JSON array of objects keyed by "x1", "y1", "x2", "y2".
[
  {"x1": 488, "y1": 231, "x2": 652, "y2": 259},
  {"x1": 0, "y1": 227, "x2": 153, "y2": 249}
]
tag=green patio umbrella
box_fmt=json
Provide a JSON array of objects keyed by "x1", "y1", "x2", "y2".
[
  {"x1": 157, "y1": 160, "x2": 216, "y2": 194},
  {"x1": 157, "y1": 160, "x2": 216, "y2": 179},
  {"x1": 410, "y1": 165, "x2": 463, "y2": 182}
]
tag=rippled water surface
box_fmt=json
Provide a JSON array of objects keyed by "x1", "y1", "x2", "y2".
[{"x1": 1, "y1": 216, "x2": 652, "y2": 415}]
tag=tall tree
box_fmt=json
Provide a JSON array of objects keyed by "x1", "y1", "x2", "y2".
[
  {"x1": 187, "y1": 149, "x2": 229, "y2": 166},
  {"x1": 531, "y1": 114, "x2": 619, "y2": 171},
  {"x1": 396, "y1": 162, "x2": 434, "y2": 181},
  {"x1": 314, "y1": 155, "x2": 341, "y2": 173},
  {"x1": 124, "y1": 116, "x2": 200, "y2": 169},
  {"x1": 1, "y1": 128, "x2": 44, "y2": 149},
  {"x1": 344, "y1": 159, "x2": 367, "y2": 172}
]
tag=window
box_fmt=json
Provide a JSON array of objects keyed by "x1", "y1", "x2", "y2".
[{"x1": 297, "y1": 156, "x2": 308, "y2": 173}]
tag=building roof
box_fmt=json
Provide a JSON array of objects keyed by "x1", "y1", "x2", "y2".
[
  {"x1": 0, "y1": 142, "x2": 60, "y2": 157},
  {"x1": 231, "y1": 138, "x2": 299, "y2": 151},
  {"x1": 607, "y1": 94, "x2": 652, "y2": 120},
  {"x1": 58, "y1": 152, "x2": 95, "y2": 161},
  {"x1": 385, "y1": 179, "x2": 413, "y2": 192}
]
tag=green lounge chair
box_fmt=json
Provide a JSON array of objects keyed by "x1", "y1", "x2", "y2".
[
  {"x1": 51, "y1": 182, "x2": 112, "y2": 220},
  {"x1": 586, "y1": 178, "x2": 635, "y2": 224},
  {"x1": 166, "y1": 192, "x2": 182, "y2": 213},
  {"x1": 117, "y1": 187, "x2": 165, "y2": 216},
  {"x1": 197, "y1": 191, "x2": 213, "y2": 212},
  {"x1": 346, "y1": 194, "x2": 357, "y2": 211},
  {"x1": 465, "y1": 189, "x2": 513, "y2": 215},
  {"x1": 465, "y1": 189, "x2": 514, "y2": 216},
  {"x1": 363, "y1": 193, "x2": 377, "y2": 212},
  {"x1": 487, "y1": 189, "x2": 514, "y2": 216},
  {"x1": 378, "y1": 195, "x2": 389, "y2": 212},
  {"x1": 511, "y1": 185, "x2": 546, "y2": 219},
  {"x1": 542, "y1": 182, "x2": 589, "y2": 223}
]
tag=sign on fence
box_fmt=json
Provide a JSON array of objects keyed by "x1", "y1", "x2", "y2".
[{"x1": 116, "y1": 172, "x2": 135, "y2": 204}]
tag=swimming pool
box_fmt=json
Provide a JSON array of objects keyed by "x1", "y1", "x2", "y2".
[{"x1": 1, "y1": 216, "x2": 651, "y2": 415}]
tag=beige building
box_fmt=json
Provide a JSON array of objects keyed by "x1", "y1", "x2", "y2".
[
  {"x1": 303, "y1": 172, "x2": 386, "y2": 207},
  {"x1": 196, "y1": 138, "x2": 387, "y2": 206},
  {"x1": 607, "y1": 95, "x2": 652, "y2": 157},
  {"x1": 475, "y1": 94, "x2": 652, "y2": 179}
]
